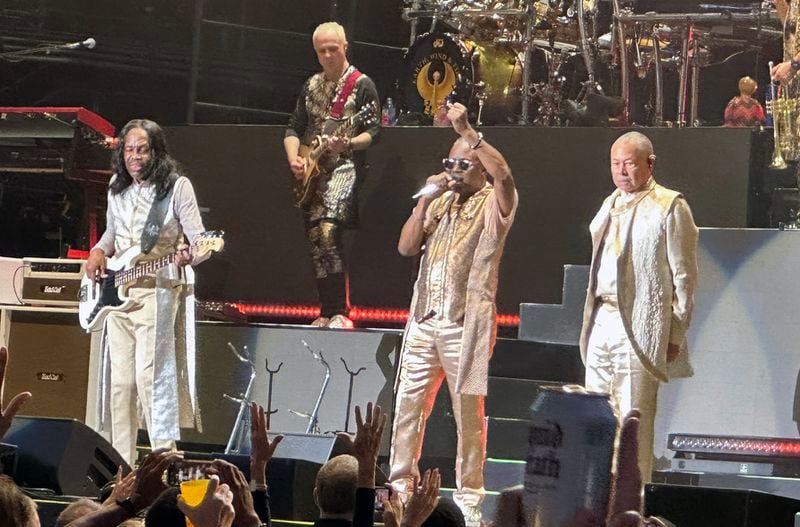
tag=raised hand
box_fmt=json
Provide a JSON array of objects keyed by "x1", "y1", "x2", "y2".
[
  {"x1": 0, "y1": 347, "x2": 32, "y2": 441},
  {"x1": 337, "y1": 402, "x2": 387, "y2": 487},
  {"x1": 401, "y1": 469, "x2": 441, "y2": 527},
  {"x1": 382, "y1": 491, "x2": 405, "y2": 527},
  {"x1": 206, "y1": 459, "x2": 261, "y2": 527},
  {"x1": 249, "y1": 403, "x2": 283, "y2": 486},
  {"x1": 102, "y1": 466, "x2": 137, "y2": 507},
  {"x1": 446, "y1": 102, "x2": 472, "y2": 136},
  {"x1": 130, "y1": 448, "x2": 183, "y2": 511}
]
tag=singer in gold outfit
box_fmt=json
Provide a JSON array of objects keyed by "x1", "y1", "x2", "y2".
[{"x1": 389, "y1": 102, "x2": 517, "y2": 525}]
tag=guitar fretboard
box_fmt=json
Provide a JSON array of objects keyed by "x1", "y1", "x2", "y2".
[{"x1": 113, "y1": 253, "x2": 175, "y2": 287}]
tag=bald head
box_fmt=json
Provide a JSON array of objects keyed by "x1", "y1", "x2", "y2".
[{"x1": 314, "y1": 455, "x2": 358, "y2": 516}]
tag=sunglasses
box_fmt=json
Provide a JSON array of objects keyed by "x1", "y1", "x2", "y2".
[{"x1": 442, "y1": 158, "x2": 473, "y2": 172}]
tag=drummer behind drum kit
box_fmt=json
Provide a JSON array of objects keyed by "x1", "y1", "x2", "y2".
[{"x1": 398, "y1": 0, "x2": 782, "y2": 127}]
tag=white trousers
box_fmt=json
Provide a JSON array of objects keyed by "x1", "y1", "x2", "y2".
[
  {"x1": 585, "y1": 299, "x2": 660, "y2": 482},
  {"x1": 389, "y1": 318, "x2": 486, "y2": 509},
  {"x1": 106, "y1": 287, "x2": 176, "y2": 465}
]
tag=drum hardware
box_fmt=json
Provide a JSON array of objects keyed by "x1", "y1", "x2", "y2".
[
  {"x1": 675, "y1": 24, "x2": 691, "y2": 127},
  {"x1": 474, "y1": 81, "x2": 488, "y2": 125},
  {"x1": 611, "y1": 0, "x2": 631, "y2": 124},
  {"x1": 521, "y1": 0, "x2": 537, "y2": 124},
  {"x1": 652, "y1": 30, "x2": 665, "y2": 126}
]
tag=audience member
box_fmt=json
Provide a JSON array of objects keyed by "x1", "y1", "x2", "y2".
[
  {"x1": 382, "y1": 469, "x2": 444, "y2": 527},
  {"x1": 0, "y1": 474, "x2": 39, "y2": 527},
  {"x1": 65, "y1": 448, "x2": 183, "y2": 527},
  {"x1": 311, "y1": 402, "x2": 386, "y2": 527},
  {"x1": 56, "y1": 499, "x2": 102, "y2": 527},
  {"x1": 247, "y1": 402, "x2": 283, "y2": 525},
  {"x1": 421, "y1": 498, "x2": 465, "y2": 527},
  {"x1": 143, "y1": 487, "x2": 182, "y2": 527}
]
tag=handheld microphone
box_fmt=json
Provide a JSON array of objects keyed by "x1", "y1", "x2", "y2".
[
  {"x1": 65, "y1": 37, "x2": 96, "y2": 50},
  {"x1": 412, "y1": 183, "x2": 441, "y2": 199}
]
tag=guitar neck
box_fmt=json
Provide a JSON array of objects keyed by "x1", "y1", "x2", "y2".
[{"x1": 113, "y1": 253, "x2": 175, "y2": 287}]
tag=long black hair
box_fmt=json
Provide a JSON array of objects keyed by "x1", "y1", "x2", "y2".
[{"x1": 110, "y1": 119, "x2": 182, "y2": 200}]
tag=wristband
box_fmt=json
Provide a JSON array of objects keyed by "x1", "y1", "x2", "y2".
[
  {"x1": 470, "y1": 132, "x2": 484, "y2": 150},
  {"x1": 116, "y1": 498, "x2": 137, "y2": 517}
]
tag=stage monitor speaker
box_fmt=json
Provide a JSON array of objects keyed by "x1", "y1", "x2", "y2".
[
  {"x1": 645, "y1": 483, "x2": 800, "y2": 527},
  {"x1": 4, "y1": 416, "x2": 129, "y2": 497},
  {"x1": 4, "y1": 311, "x2": 92, "y2": 421}
]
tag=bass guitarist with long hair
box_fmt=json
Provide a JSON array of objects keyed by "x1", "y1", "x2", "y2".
[{"x1": 85, "y1": 119, "x2": 209, "y2": 464}]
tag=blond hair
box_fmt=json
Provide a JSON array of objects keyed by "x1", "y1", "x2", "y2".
[
  {"x1": 738, "y1": 76, "x2": 757, "y2": 96},
  {"x1": 313, "y1": 22, "x2": 347, "y2": 44}
]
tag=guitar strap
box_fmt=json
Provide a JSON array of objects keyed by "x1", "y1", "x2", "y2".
[
  {"x1": 329, "y1": 68, "x2": 363, "y2": 119},
  {"x1": 141, "y1": 173, "x2": 179, "y2": 254}
]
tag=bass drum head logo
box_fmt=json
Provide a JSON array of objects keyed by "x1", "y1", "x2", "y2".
[{"x1": 399, "y1": 33, "x2": 473, "y2": 118}]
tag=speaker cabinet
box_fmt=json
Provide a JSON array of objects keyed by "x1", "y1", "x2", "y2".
[
  {"x1": 645, "y1": 483, "x2": 800, "y2": 527},
  {"x1": 4, "y1": 416, "x2": 128, "y2": 497},
  {"x1": 4, "y1": 311, "x2": 92, "y2": 421}
]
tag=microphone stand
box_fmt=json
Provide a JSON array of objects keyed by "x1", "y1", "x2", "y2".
[
  {"x1": 223, "y1": 342, "x2": 257, "y2": 454},
  {"x1": 301, "y1": 340, "x2": 331, "y2": 434}
]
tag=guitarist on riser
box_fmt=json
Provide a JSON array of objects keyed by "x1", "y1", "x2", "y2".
[
  {"x1": 84, "y1": 119, "x2": 209, "y2": 465},
  {"x1": 284, "y1": 21, "x2": 381, "y2": 329}
]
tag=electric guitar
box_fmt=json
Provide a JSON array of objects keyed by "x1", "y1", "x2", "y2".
[
  {"x1": 77, "y1": 230, "x2": 225, "y2": 332},
  {"x1": 293, "y1": 101, "x2": 378, "y2": 207}
]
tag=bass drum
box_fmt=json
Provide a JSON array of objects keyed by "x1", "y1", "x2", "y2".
[{"x1": 398, "y1": 33, "x2": 547, "y2": 125}]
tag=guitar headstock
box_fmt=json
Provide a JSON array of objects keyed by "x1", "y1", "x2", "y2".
[
  {"x1": 192, "y1": 230, "x2": 226, "y2": 258},
  {"x1": 354, "y1": 100, "x2": 379, "y2": 127}
]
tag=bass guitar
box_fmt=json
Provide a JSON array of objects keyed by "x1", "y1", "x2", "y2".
[
  {"x1": 77, "y1": 230, "x2": 225, "y2": 331},
  {"x1": 293, "y1": 101, "x2": 378, "y2": 207}
]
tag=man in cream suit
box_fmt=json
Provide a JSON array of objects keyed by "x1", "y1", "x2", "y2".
[{"x1": 580, "y1": 131, "x2": 698, "y2": 481}]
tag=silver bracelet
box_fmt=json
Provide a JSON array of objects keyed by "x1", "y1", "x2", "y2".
[{"x1": 470, "y1": 132, "x2": 484, "y2": 150}]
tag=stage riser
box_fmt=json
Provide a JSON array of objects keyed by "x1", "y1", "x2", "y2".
[
  {"x1": 166, "y1": 126, "x2": 760, "y2": 312},
  {"x1": 187, "y1": 323, "x2": 401, "y2": 455},
  {"x1": 489, "y1": 339, "x2": 583, "y2": 381}
]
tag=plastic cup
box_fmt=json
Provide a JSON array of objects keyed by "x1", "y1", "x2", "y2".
[{"x1": 180, "y1": 479, "x2": 210, "y2": 527}]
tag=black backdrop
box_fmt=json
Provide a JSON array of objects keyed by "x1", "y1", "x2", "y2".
[{"x1": 166, "y1": 125, "x2": 760, "y2": 316}]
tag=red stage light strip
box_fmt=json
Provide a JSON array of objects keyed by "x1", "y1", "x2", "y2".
[
  {"x1": 230, "y1": 303, "x2": 520, "y2": 327},
  {"x1": 669, "y1": 433, "x2": 800, "y2": 458}
]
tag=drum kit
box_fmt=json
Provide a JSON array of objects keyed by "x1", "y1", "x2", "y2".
[{"x1": 397, "y1": 0, "x2": 781, "y2": 126}]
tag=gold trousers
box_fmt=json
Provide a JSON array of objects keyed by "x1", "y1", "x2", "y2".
[
  {"x1": 106, "y1": 287, "x2": 176, "y2": 464},
  {"x1": 390, "y1": 319, "x2": 486, "y2": 508},
  {"x1": 585, "y1": 299, "x2": 660, "y2": 482}
]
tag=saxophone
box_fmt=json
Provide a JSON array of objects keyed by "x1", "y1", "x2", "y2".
[
  {"x1": 769, "y1": 61, "x2": 789, "y2": 169},
  {"x1": 775, "y1": 1, "x2": 800, "y2": 163}
]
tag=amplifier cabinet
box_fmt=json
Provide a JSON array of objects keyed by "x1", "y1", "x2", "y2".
[{"x1": 21, "y1": 258, "x2": 85, "y2": 307}]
